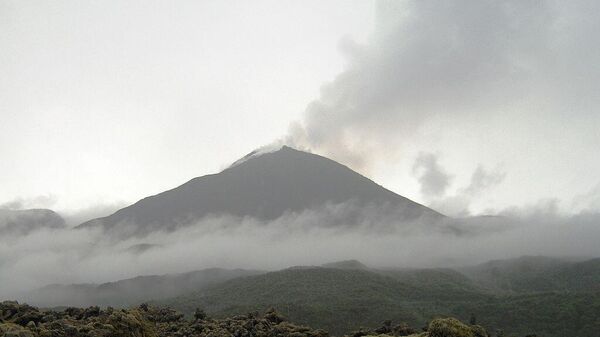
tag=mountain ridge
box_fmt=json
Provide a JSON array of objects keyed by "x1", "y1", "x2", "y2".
[
  {"x1": 0, "y1": 208, "x2": 65, "y2": 235},
  {"x1": 24, "y1": 267, "x2": 263, "y2": 308}
]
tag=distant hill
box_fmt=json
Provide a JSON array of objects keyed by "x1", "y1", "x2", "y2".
[
  {"x1": 22, "y1": 255, "x2": 600, "y2": 337},
  {"x1": 320, "y1": 259, "x2": 369, "y2": 270},
  {"x1": 459, "y1": 255, "x2": 600, "y2": 293},
  {"x1": 319, "y1": 260, "x2": 481, "y2": 298},
  {"x1": 25, "y1": 268, "x2": 262, "y2": 308},
  {"x1": 454, "y1": 292, "x2": 600, "y2": 337},
  {"x1": 550, "y1": 258, "x2": 600, "y2": 292},
  {"x1": 77, "y1": 146, "x2": 444, "y2": 236},
  {"x1": 158, "y1": 267, "x2": 486, "y2": 335},
  {"x1": 0, "y1": 209, "x2": 65, "y2": 236},
  {"x1": 459, "y1": 256, "x2": 569, "y2": 293},
  {"x1": 379, "y1": 268, "x2": 482, "y2": 298},
  {"x1": 154, "y1": 256, "x2": 600, "y2": 336}
]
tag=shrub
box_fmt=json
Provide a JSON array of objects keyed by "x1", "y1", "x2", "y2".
[{"x1": 426, "y1": 318, "x2": 489, "y2": 337}]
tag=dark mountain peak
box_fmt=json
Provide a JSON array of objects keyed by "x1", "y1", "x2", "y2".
[
  {"x1": 78, "y1": 146, "x2": 444, "y2": 236},
  {"x1": 321, "y1": 260, "x2": 369, "y2": 270},
  {"x1": 226, "y1": 145, "x2": 313, "y2": 170},
  {"x1": 227, "y1": 144, "x2": 302, "y2": 169},
  {"x1": 0, "y1": 208, "x2": 65, "y2": 235}
]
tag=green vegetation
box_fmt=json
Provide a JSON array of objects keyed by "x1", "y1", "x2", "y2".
[
  {"x1": 158, "y1": 267, "x2": 489, "y2": 335},
  {"x1": 1, "y1": 301, "x2": 493, "y2": 337},
  {"x1": 157, "y1": 261, "x2": 600, "y2": 337},
  {"x1": 379, "y1": 268, "x2": 482, "y2": 299},
  {"x1": 427, "y1": 318, "x2": 484, "y2": 337},
  {"x1": 11, "y1": 256, "x2": 600, "y2": 336},
  {"x1": 448, "y1": 292, "x2": 600, "y2": 337},
  {"x1": 459, "y1": 256, "x2": 600, "y2": 294}
]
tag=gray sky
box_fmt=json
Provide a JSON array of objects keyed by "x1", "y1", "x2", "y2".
[{"x1": 1, "y1": 0, "x2": 599, "y2": 217}]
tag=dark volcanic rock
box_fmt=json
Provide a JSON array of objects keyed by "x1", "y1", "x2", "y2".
[{"x1": 77, "y1": 146, "x2": 443, "y2": 237}]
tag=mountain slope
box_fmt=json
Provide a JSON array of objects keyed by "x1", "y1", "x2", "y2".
[
  {"x1": 550, "y1": 258, "x2": 600, "y2": 292},
  {"x1": 23, "y1": 256, "x2": 600, "y2": 336},
  {"x1": 0, "y1": 209, "x2": 65, "y2": 236},
  {"x1": 458, "y1": 256, "x2": 600, "y2": 294},
  {"x1": 459, "y1": 256, "x2": 569, "y2": 293},
  {"x1": 379, "y1": 268, "x2": 482, "y2": 298},
  {"x1": 78, "y1": 146, "x2": 443, "y2": 236},
  {"x1": 158, "y1": 267, "x2": 487, "y2": 335},
  {"x1": 156, "y1": 262, "x2": 600, "y2": 337}
]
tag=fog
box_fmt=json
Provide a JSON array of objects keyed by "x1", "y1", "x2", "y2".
[
  {"x1": 412, "y1": 152, "x2": 506, "y2": 216},
  {"x1": 59, "y1": 202, "x2": 127, "y2": 227},
  {"x1": 2, "y1": 201, "x2": 599, "y2": 302}
]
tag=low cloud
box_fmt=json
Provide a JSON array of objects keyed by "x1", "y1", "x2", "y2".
[
  {"x1": 412, "y1": 152, "x2": 453, "y2": 200},
  {"x1": 0, "y1": 195, "x2": 127, "y2": 228},
  {"x1": 462, "y1": 166, "x2": 506, "y2": 197},
  {"x1": 412, "y1": 152, "x2": 506, "y2": 216},
  {"x1": 59, "y1": 202, "x2": 127, "y2": 227},
  {"x1": 0, "y1": 195, "x2": 58, "y2": 210},
  {"x1": 2, "y1": 201, "x2": 600, "y2": 304},
  {"x1": 571, "y1": 183, "x2": 600, "y2": 213}
]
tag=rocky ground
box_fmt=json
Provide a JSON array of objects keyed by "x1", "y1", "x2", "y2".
[{"x1": 0, "y1": 301, "x2": 493, "y2": 337}]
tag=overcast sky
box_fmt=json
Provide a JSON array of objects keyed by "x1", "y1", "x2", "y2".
[{"x1": 1, "y1": 0, "x2": 599, "y2": 217}]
